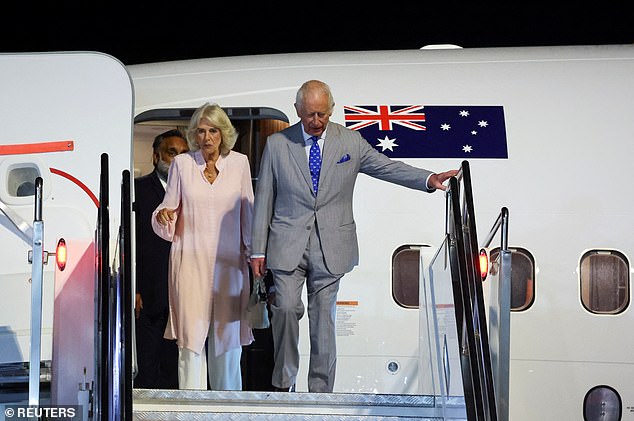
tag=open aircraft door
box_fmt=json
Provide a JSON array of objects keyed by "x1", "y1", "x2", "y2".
[{"x1": 0, "y1": 52, "x2": 134, "y2": 413}]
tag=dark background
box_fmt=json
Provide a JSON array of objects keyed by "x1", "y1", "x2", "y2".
[{"x1": 2, "y1": 4, "x2": 632, "y2": 65}]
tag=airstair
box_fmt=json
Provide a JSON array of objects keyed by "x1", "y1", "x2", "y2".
[{"x1": 133, "y1": 389, "x2": 466, "y2": 420}]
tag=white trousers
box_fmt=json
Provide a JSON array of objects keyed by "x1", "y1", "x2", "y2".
[{"x1": 177, "y1": 321, "x2": 242, "y2": 390}]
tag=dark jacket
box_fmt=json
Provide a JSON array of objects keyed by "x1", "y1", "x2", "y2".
[{"x1": 135, "y1": 171, "x2": 171, "y2": 316}]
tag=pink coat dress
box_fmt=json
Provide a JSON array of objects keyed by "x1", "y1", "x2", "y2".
[{"x1": 151, "y1": 149, "x2": 254, "y2": 355}]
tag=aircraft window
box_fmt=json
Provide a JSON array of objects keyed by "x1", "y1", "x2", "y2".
[
  {"x1": 7, "y1": 165, "x2": 39, "y2": 197},
  {"x1": 583, "y1": 385, "x2": 622, "y2": 421},
  {"x1": 489, "y1": 247, "x2": 535, "y2": 311},
  {"x1": 392, "y1": 245, "x2": 420, "y2": 308},
  {"x1": 580, "y1": 250, "x2": 629, "y2": 314}
]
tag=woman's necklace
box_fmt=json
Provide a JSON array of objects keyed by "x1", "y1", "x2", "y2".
[{"x1": 204, "y1": 165, "x2": 218, "y2": 184}]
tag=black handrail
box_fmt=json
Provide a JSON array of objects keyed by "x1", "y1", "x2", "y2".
[
  {"x1": 95, "y1": 153, "x2": 110, "y2": 421},
  {"x1": 445, "y1": 160, "x2": 498, "y2": 421},
  {"x1": 447, "y1": 175, "x2": 481, "y2": 420},
  {"x1": 119, "y1": 169, "x2": 133, "y2": 420},
  {"x1": 480, "y1": 208, "x2": 509, "y2": 250},
  {"x1": 461, "y1": 162, "x2": 498, "y2": 421}
]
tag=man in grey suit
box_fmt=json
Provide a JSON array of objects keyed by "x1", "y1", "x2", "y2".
[{"x1": 250, "y1": 80, "x2": 457, "y2": 393}]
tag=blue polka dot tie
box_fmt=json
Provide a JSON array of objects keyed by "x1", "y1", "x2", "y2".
[{"x1": 309, "y1": 136, "x2": 321, "y2": 194}]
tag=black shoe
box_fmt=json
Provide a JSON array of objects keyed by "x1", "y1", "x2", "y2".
[{"x1": 273, "y1": 384, "x2": 295, "y2": 392}]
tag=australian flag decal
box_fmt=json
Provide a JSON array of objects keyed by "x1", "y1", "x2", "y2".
[{"x1": 343, "y1": 105, "x2": 508, "y2": 158}]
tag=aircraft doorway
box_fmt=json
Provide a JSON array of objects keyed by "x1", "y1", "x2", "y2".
[{"x1": 132, "y1": 107, "x2": 289, "y2": 393}]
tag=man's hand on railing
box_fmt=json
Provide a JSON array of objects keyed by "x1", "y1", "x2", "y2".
[{"x1": 428, "y1": 169, "x2": 460, "y2": 191}]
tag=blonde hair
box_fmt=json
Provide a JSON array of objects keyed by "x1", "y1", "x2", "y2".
[{"x1": 186, "y1": 103, "x2": 238, "y2": 154}]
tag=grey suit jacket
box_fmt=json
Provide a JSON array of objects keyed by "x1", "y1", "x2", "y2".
[{"x1": 252, "y1": 121, "x2": 434, "y2": 275}]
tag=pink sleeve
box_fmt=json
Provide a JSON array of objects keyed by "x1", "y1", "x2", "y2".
[{"x1": 151, "y1": 158, "x2": 182, "y2": 242}]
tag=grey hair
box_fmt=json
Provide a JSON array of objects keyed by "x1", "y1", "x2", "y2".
[{"x1": 295, "y1": 80, "x2": 335, "y2": 111}]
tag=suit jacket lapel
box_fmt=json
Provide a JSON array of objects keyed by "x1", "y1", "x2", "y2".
[
  {"x1": 320, "y1": 123, "x2": 343, "y2": 189},
  {"x1": 149, "y1": 170, "x2": 166, "y2": 200},
  {"x1": 286, "y1": 123, "x2": 314, "y2": 192}
]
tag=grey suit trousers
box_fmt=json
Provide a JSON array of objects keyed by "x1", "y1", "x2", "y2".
[{"x1": 270, "y1": 224, "x2": 342, "y2": 392}]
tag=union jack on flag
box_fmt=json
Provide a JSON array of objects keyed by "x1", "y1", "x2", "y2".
[
  {"x1": 343, "y1": 105, "x2": 427, "y2": 131},
  {"x1": 343, "y1": 104, "x2": 508, "y2": 159}
]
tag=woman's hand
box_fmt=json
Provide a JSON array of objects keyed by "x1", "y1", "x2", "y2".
[{"x1": 156, "y1": 208, "x2": 176, "y2": 225}]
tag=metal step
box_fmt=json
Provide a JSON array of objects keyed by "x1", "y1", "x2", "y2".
[{"x1": 133, "y1": 389, "x2": 467, "y2": 420}]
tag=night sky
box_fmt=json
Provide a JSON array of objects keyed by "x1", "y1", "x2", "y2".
[{"x1": 2, "y1": 5, "x2": 632, "y2": 65}]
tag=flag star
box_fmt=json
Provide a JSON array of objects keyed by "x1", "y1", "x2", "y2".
[
  {"x1": 478, "y1": 120, "x2": 488, "y2": 127},
  {"x1": 440, "y1": 123, "x2": 451, "y2": 131},
  {"x1": 376, "y1": 135, "x2": 399, "y2": 152},
  {"x1": 463, "y1": 145, "x2": 473, "y2": 153},
  {"x1": 459, "y1": 110, "x2": 470, "y2": 117},
  {"x1": 471, "y1": 130, "x2": 478, "y2": 135}
]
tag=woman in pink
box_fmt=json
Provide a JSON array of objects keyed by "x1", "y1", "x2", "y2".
[{"x1": 152, "y1": 103, "x2": 254, "y2": 390}]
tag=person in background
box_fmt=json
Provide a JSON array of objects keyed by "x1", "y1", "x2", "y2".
[
  {"x1": 134, "y1": 129, "x2": 189, "y2": 389},
  {"x1": 152, "y1": 103, "x2": 255, "y2": 390},
  {"x1": 250, "y1": 80, "x2": 458, "y2": 393}
]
